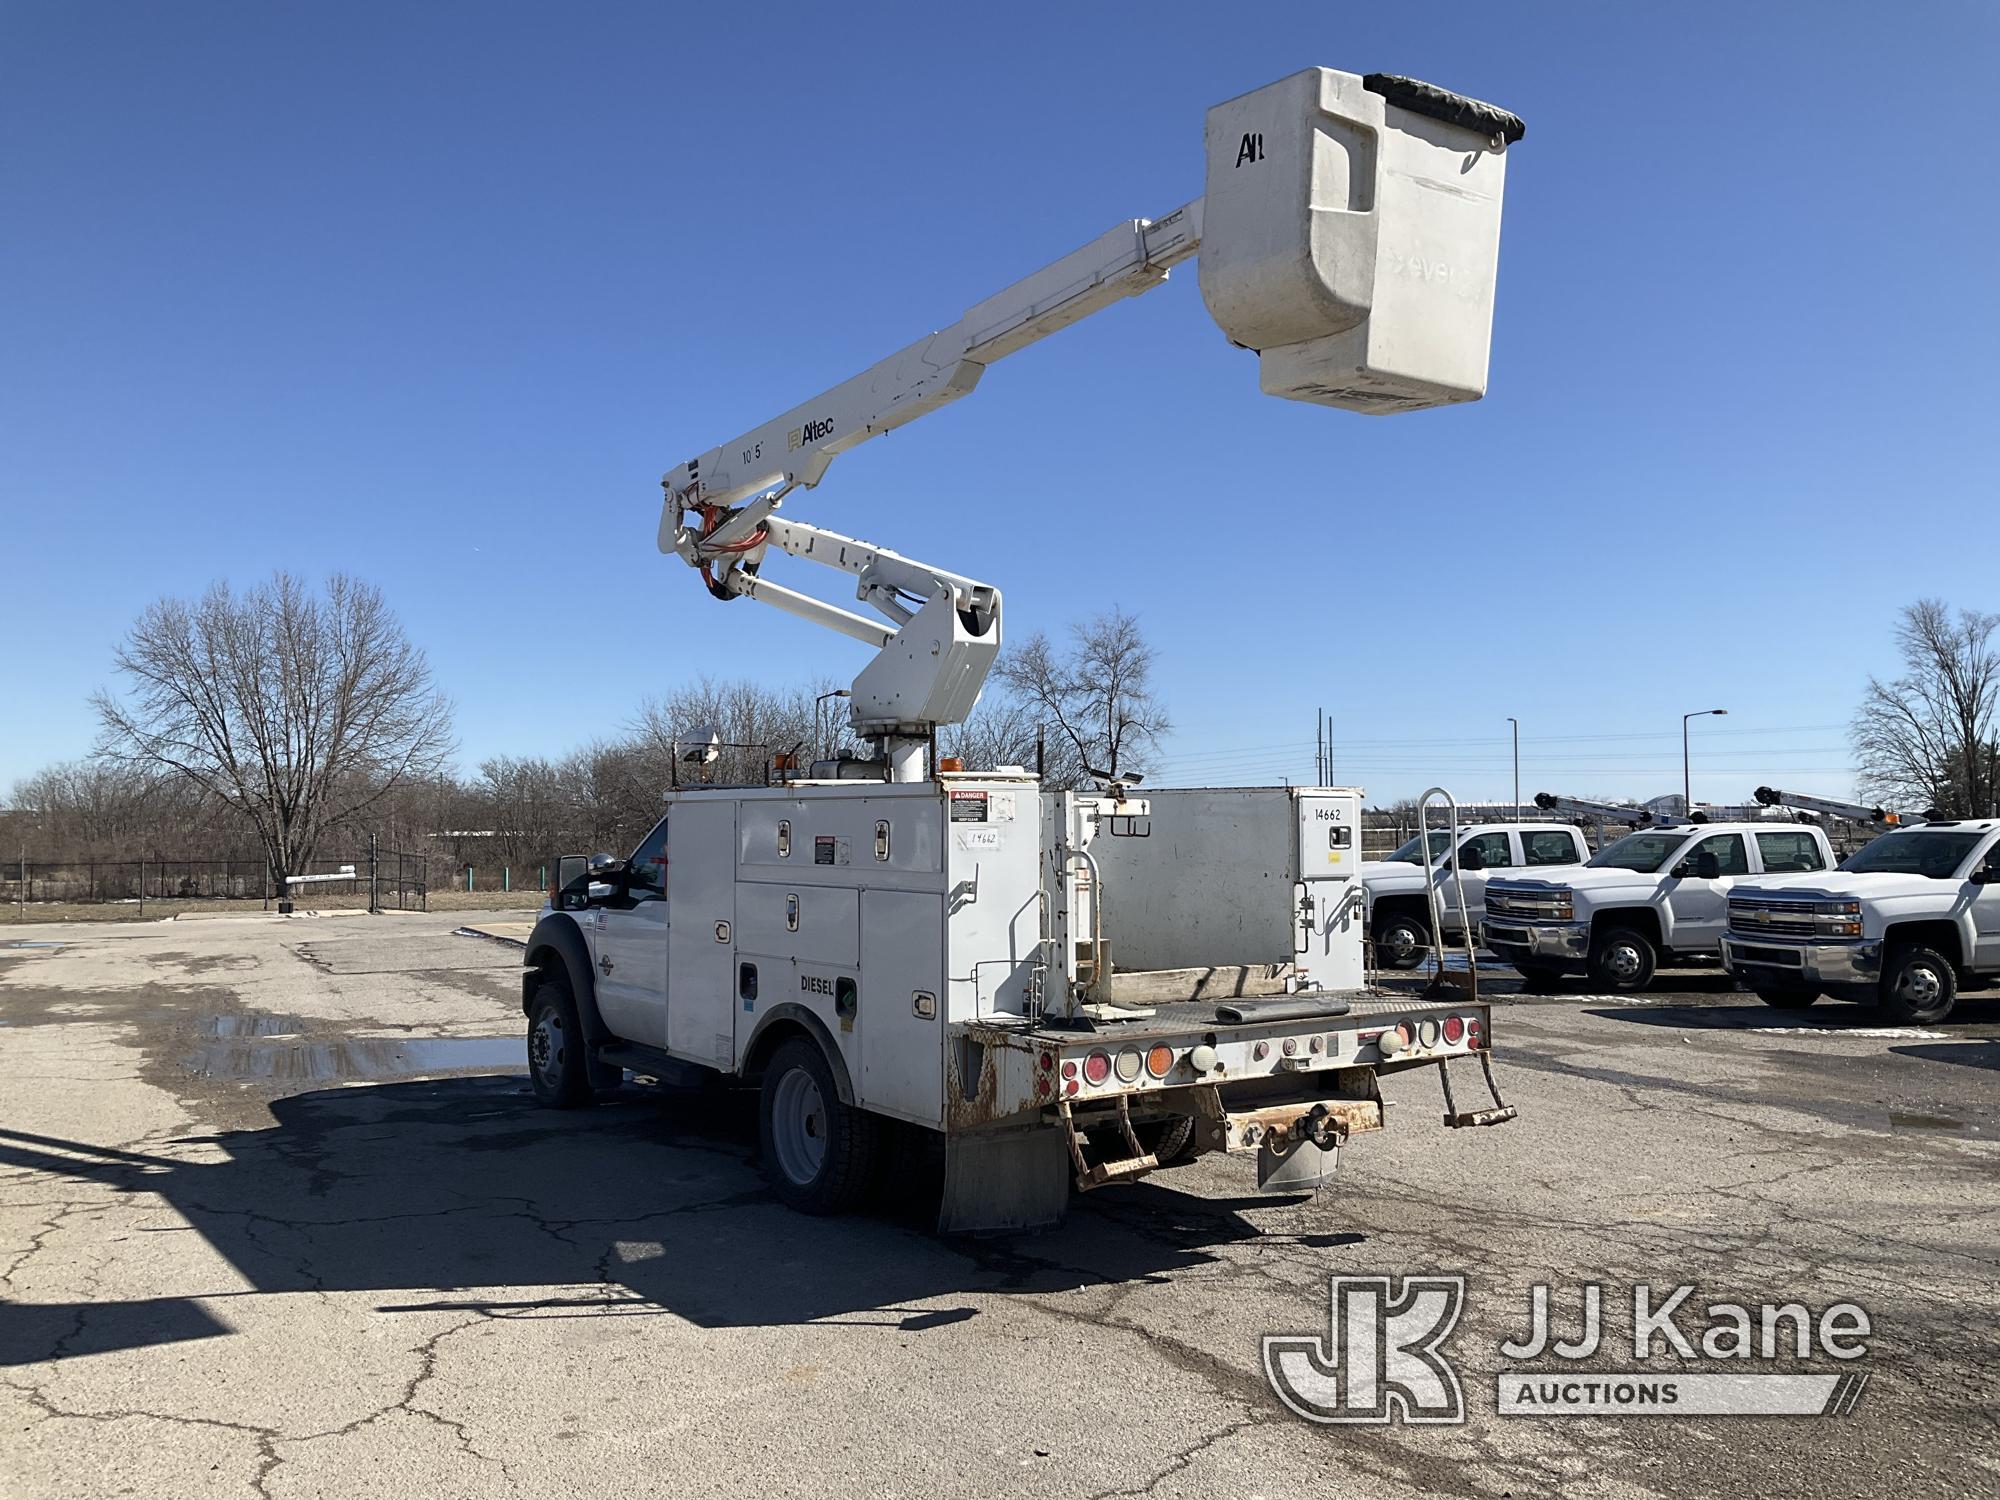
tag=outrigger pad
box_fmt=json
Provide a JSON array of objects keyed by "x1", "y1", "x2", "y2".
[{"x1": 1215, "y1": 996, "x2": 1353, "y2": 1025}]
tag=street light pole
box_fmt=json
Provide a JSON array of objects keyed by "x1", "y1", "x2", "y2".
[
  {"x1": 1682, "y1": 708, "x2": 1728, "y2": 816},
  {"x1": 1506, "y1": 717, "x2": 1520, "y2": 823}
]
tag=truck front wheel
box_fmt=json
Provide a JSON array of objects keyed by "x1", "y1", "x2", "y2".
[
  {"x1": 760, "y1": 1036, "x2": 881, "y2": 1214},
  {"x1": 1878, "y1": 945, "x2": 1957, "y2": 1025},
  {"x1": 527, "y1": 972, "x2": 593, "y2": 1109},
  {"x1": 1372, "y1": 907, "x2": 1430, "y2": 970},
  {"x1": 1588, "y1": 927, "x2": 1656, "y2": 991}
]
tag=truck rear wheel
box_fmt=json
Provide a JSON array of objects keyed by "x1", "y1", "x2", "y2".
[
  {"x1": 1372, "y1": 907, "x2": 1430, "y2": 970},
  {"x1": 760, "y1": 1036, "x2": 881, "y2": 1214},
  {"x1": 1878, "y1": 945, "x2": 1956, "y2": 1025},
  {"x1": 1588, "y1": 927, "x2": 1656, "y2": 991},
  {"x1": 1137, "y1": 1115, "x2": 1197, "y2": 1167},
  {"x1": 527, "y1": 972, "x2": 593, "y2": 1109}
]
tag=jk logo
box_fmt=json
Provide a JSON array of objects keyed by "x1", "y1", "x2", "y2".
[{"x1": 1263, "y1": 1276, "x2": 1466, "y2": 1425}]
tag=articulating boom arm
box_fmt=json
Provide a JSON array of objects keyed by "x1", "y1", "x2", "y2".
[
  {"x1": 658, "y1": 68, "x2": 1522, "y2": 778},
  {"x1": 1533, "y1": 793, "x2": 1657, "y2": 829}
]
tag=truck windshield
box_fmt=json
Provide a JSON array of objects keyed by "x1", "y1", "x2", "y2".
[
  {"x1": 1387, "y1": 831, "x2": 1453, "y2": 864},
  {"x1": 1839, "y1": 831, "x2": 1985, "y2": 879},
  {"x1": 1587, "y1": 831, "x2": 1686, "y2": 874}
]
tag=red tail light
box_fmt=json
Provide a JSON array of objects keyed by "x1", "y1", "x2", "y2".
[
  {"x1": 1082, "y1": 1050, "x2": 1112, "y2": 1085},
  {"x1": 1443, "y1": 1015, "x2": 1466, "y2": 1045}
]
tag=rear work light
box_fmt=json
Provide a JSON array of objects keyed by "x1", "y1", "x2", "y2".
[
  {"x1": 1082, "y1": 1050, "x2": 1112, "y2": 1086},
  {"x1": 1145, "y1": 1045, "x2": 1175, "y2": 1079}
]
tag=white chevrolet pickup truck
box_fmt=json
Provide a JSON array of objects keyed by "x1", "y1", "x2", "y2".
[
  {"x1": 1362, "y1": 823, "x2": 1588, "y2": 967},
  {"x1": 1480, "y1": 822, "x2": 1837, "y2": 991},
  {"x1": 1721, "y1": 818, "x2": 2000, "y2": 1022}
]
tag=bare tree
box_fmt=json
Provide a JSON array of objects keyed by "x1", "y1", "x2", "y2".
[
  {"x1": 632, "y1": 677, "x2": 830, "y2": 793},
  {"x1": 995, "y1": 607, "x2": 1170, "y2": 789},
  {"x1": 1852, "y1": 599, "x2": 2000, "y2": 817},
  {"x1": 946, "y1": 694, "x2": 1053, "y2": 778},
  {"x1": 92, "y1": 573, "x2": 455, "y2": 889}
]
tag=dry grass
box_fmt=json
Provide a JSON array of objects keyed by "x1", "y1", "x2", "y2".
[{"x1": 0, "y1": 890, "x2": 542, "y2": 924}]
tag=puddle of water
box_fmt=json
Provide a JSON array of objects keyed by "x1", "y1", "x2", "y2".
[
  {"x1": 198, "y1": 1013, "x2": 308, "y2": 1038},
  {"x1": 1888, "y1": 1111, "x2": 1966, "y2": 1132},
  {"x1": 0, "y1": 941, "x2": 65, "y2": 950},
  {"x1": 182, "y1": 1035, "x2": 525, "y2": 1082}
]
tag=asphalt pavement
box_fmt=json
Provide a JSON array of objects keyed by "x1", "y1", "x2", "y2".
[{"x1": 2, "y1": 912, "x2": 1994, "y2": 1499}]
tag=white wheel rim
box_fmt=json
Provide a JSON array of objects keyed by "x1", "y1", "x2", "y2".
[
  {"x1": 771, "y1": 1068, "x2": 828, "y2": 1187},
  {"x1": 1607, "y1": 944, "x2": 1643, "y2": 980},
  {"x1": 532, "y1": 1012, "x2": 564, "y2": 1086}
]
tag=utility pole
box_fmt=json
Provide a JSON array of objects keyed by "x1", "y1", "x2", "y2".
[
  {"x1": 1682, "y1": 708, "x2": 1728, "y2": 816},
  {"x1": 1506, "y1": 717, "x2": 1520, "y2": 823}
]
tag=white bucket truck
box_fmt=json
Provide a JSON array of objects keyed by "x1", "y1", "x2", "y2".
[
  {"x1": 522, "y1": 66, "x2": 1527, "y2": 1229},
  {"x1": 1481, "y1": 821, "x2": 1837, "y2": 991},
  {"x1": 1722, "y1": 817, "x2": 2000, "y2": 1023},
  {"x1": 1362, "y1": 822, "x2": 1589, "y2": 968}
]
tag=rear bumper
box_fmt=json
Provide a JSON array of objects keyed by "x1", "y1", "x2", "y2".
[
  {"x1": 1721, "y1": 935, "x2": 1882, "y2": 991},
  {"x1": 952, "y1": 1000, "x2": 1494, "y2": 1131},
  {"x1": 1481, "y1": 919, "x2": 1590, "y2": 971}
]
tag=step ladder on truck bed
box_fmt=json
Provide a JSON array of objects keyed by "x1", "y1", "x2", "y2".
[{"x1": 1415, "y1": 785, "x2": 1518, "y2": 1130}]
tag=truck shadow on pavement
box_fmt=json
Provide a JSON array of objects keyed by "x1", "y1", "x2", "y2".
[
  {"x1": 1579, "y1": 992, "x2": 2000, "y2": 1031},
  {"x1": 0, "y1": 1076, "x2": 1351, "y2": 1364}
]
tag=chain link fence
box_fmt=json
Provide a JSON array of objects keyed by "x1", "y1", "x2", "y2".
[{"x1": 3, "y1": 844, "x2": 429, "y2": 911}]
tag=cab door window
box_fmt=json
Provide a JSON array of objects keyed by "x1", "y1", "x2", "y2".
[
  {"x1": 1685, "y1": 833, "x2": 1748, "y2": 877},
  {"x1": 1755, "y1": 831, "x2": 1825, "y2": 874},
  {"x1": 1525, "y1": 830, "x2": 1582, "y2": 866},
  {"x1": 1460, "y1": 832, "x2": 1512, "y2": 868},
  {"x1": 626, "y1": 818, "x2": 669, "y2": 898}
]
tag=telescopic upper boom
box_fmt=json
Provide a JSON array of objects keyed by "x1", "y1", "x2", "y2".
[{"x1": 657, "y1": 67, "x2": 1524, "y2": 775}]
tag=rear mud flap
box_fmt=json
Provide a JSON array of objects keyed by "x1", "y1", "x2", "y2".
[
  {"x1": 1257, "y1": 1134, "x2": 1339, "y2": 1192},
  {"x1": 938, "y1": 1124, "x2": 1070, "y2": 1235}
]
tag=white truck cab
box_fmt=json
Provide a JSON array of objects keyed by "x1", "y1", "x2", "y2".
[
  {"x1": 1363, "y1": 823, "x2": 1587, "y2": 968},
  {"x1": 1722, "y1": 819, "x2": 2000, "y2": 1022},
  {"x1": 1481, "y1": 822, "x2": 1837, "y2": 991}
]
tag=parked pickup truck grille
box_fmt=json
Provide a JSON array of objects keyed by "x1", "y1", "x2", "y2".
[
  {"x1": 1727, "y1": 897, "x2": 1817, "y2": 939},
  {"x1": 1486, "y1": 890, "x2": 1571, "y2": 920}
]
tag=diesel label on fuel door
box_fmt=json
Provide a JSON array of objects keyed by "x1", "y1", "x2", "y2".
[{"x1": 949, "y1": 791, "x2": 989, "y2": 823}]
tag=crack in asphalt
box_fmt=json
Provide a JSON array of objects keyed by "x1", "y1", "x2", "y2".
[{"x1": 1083, "y1": 1413, "x2": 1263, "y2": 1500}]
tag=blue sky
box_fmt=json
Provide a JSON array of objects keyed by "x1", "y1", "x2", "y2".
[{"x1": 3, "y1": 3, "x2": 1995, "y2": 808}]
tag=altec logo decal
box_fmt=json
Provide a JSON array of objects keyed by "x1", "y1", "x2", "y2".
[{"x1": 788, "y1": 416, "x2": 836, "y2": 451}]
